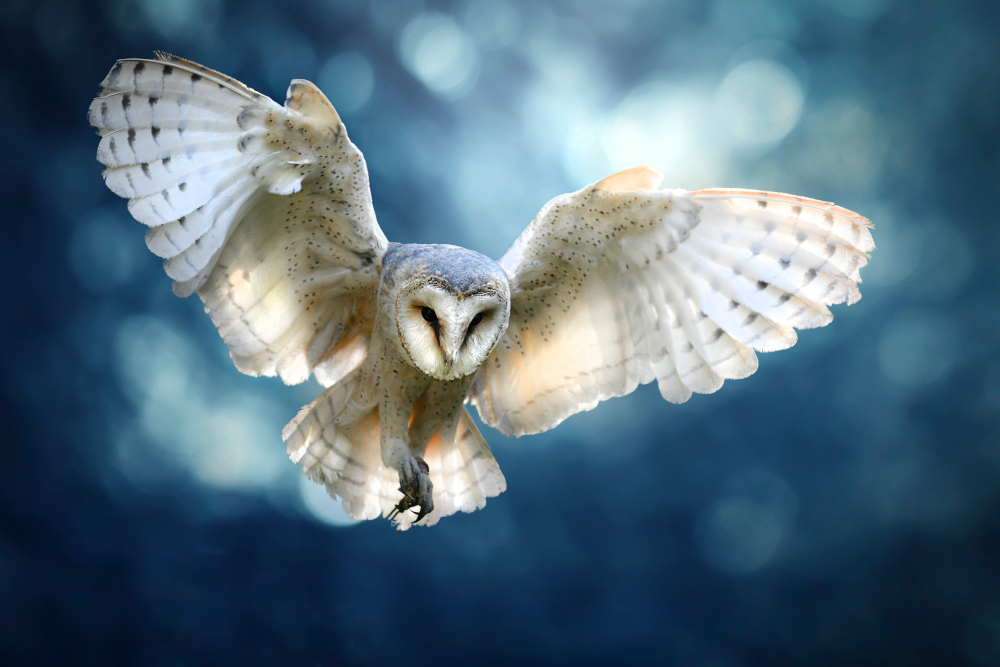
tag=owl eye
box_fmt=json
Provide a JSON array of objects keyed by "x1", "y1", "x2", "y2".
[
  {"x1": 421, "y1": 307, "x2": 438, "y2": 323},
  {"x1": 469, "y1": 312, "x2": 484, "y2": 328}
]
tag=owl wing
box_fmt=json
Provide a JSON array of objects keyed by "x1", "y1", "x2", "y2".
[
  {"x1": 470, "y1": 166, "x2": 874, "y2": 437},
  {"x1": 89, "y1": 54, "x2": 387, "y2": 386}
]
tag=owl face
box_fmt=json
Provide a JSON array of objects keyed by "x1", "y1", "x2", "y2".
[{"x1": 396, "y1": 278, "x2": 509, "y2": 381}]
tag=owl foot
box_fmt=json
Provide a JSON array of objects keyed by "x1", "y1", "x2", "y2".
[{"x1": 388, "y1": 455, "x2": 434, "y2": 523}]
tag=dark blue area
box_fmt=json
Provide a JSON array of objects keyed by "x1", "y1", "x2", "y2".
[{"x1": 1, "y1": 0, "x2": 999, "y2": 665}]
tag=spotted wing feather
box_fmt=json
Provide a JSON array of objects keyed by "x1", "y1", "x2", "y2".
[
  {"x1": 471, "y1": 167, "x2": 873, "y2": 437},
  {"x1": 90, "y1": 53, "x2": 388, "y2": 385}
]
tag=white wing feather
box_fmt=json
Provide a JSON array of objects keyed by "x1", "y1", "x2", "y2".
[
  {"x1": 90, "y1": 53, "x2": 387, "y2": 386},
  {"x1": 471, "y1": 167, "x2": 873, "y2": 437}
]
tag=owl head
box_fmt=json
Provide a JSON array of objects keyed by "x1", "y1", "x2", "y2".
[{"x1": 387, "y1": 244, "x2": 510, "y2": 381}]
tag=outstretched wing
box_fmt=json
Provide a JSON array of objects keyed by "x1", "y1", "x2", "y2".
[
  {"x1": 471, "y1": 166, "x2": 874, "y2": 437},
  {"x1": 89, "y1": 54, "x2": 387, "y2": 386}
]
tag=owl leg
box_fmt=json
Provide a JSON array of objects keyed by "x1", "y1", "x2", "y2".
[
  {"x1": 380, "y1": 384, "x2": 436, "y2": 524},
  {"x1": 388, "y1": 453, "x2": 434, "y2": 522}
]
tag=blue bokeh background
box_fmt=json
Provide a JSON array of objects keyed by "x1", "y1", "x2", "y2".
[{"x1": 1, "y1": 0, "x2": 999, "y2": 664}]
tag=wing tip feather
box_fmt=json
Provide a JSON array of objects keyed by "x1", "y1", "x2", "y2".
[{"x1": 594, "y1": 165, "x2": 665, "y2": 193}]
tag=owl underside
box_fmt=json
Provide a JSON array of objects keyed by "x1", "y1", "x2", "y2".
[{"x1": 282, "y1": 367, "x2": 506, "y2": 531}]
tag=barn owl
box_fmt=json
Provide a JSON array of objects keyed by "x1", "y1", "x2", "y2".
[{"x1": 89, "y1": 54, "x2": 874, "y2": 530}]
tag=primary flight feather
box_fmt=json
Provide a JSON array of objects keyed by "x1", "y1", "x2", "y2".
[{"x1": 89, "y1": 54, "x2": 874, "y2": 530}]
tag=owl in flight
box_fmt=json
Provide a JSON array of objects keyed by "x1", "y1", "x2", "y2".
[{"x1": 89, "y1": 54, "x2": 873, "y2": 529}]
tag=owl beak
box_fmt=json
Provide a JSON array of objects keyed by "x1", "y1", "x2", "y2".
[{"x1": 441, "y1": 334, "x2": 462, "y2": 375}]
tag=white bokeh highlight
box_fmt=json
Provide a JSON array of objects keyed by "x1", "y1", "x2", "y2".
[
  {"x1": 399, "y1": 13, "x2": 480, "y2": 100},
  {"x1": 318, "y1": 51, "x2": 375, "y2": 115},
  {"x1": 714, "y1": 59, "x2": 805, "y2": 147},
  {"x1": 114, "y1": 316, "x2": 287, "y2": 491},
  {"x1": 858, "y1": 204, "x2": 923, "y2": 288},
  {"x1": 602, "y1": 81, "x2": 725, "y2": 187},
  {"x1": 298, "y1": 475, "x2": 361, "y2": 528},
  {"x1": 590, "y1": 58, "x2": 804, "y2": 189}
]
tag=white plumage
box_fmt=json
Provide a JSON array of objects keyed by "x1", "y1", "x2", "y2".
[
  {"x1": 473, "y1": 169, "x2": 873, "y2": 436},
  {"x1": 90, "y1": 55, "x2": 873, "y2": 529}
]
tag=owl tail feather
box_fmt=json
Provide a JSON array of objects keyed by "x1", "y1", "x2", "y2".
[{"x1": 282, "y1": 370, "x2": 506, "y2": 530}]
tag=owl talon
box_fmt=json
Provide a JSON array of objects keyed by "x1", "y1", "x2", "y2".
[
  {"x1": 413, "y1": 470, "x2": 434, "y2": 522},
  {"x1": 392, "y1": 454, "x2": 434, "y2": 524},
  {"x1": 413, "y1": 497, "x2": 434, "y2": 523}
]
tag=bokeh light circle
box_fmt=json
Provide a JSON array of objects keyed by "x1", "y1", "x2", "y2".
[
  {"x1": 318, "y1": 51, "x2": 375, "y2": 115},
  {"x1": 399, "y1": 13, "x2": 480, "y2": 100},
  {"x1": 714, "y1": 59, "x2": 805, "y2": 147},
  {"x1": 696, "y1": 469, "x2": 799, "y2": 574},
  {"x1": 299, "y1": 475, "x2": 361, "y2": 527}
]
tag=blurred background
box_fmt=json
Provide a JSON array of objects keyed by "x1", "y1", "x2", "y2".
[{"x1": 1, "y1": 0, "x2": 998, "y2": 664}]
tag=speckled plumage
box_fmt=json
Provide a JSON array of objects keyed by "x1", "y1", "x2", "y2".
[{"x1": 90, "y1": 55, "x2": 874, "y2": 529}]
